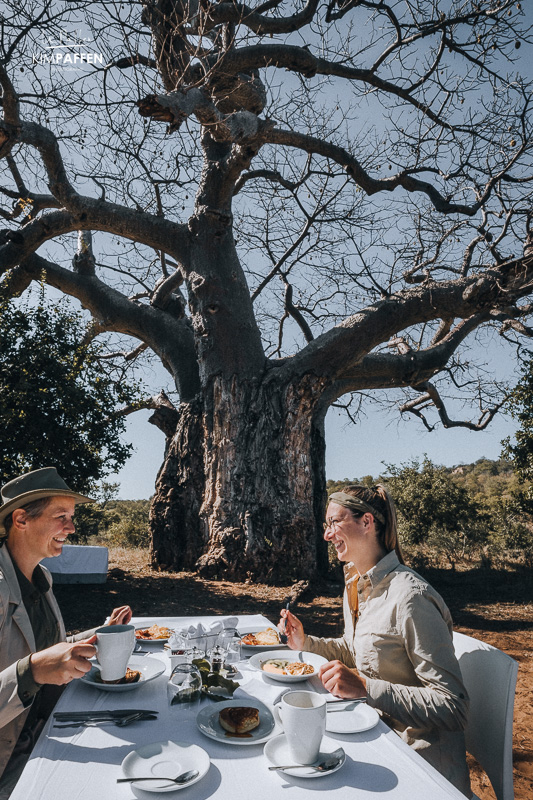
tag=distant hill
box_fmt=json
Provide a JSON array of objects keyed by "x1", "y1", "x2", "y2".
[{"x1": 327, "y1": 457, "x2": 519, "y2": 509}]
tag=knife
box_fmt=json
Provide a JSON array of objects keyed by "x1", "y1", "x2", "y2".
[{"x1": 53, "y1": 709, "x2": 158, "y2": 720}]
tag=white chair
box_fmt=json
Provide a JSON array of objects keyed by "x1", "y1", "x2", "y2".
[{"x1": 453, "y1": 631, "x2": 518, "y2": 800}]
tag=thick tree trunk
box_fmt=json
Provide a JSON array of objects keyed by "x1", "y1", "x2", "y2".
[{"x1": 150, "y1": 373, "x2": 329, "y2": 582}]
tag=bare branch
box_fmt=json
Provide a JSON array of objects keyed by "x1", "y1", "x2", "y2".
[
  {"x1": 400, "y1": 381, "x2": 510, "y2": 431},
  {"x1": 283, "y1": 281, "x2": 313, "y2": 343},
  {"x1": 278, "y1": 254, "x2": 533, "y2": 388},
  {"x1": 267, "y1": 128, "x2": 479, "y2": 215},
  {"x1": 98, "y1": 342, "x2": 149, "y2": 362}
]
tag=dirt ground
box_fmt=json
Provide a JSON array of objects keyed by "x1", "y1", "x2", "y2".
[{"x1": 54, "y1": 549, "x2": 533, "y2": 800}]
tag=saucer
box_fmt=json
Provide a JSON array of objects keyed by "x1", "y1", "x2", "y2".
[
  {"x1": 81, "y1": 656, "x2": 165, "y2": 692},
  {"x1": 263, "y1": 734, "x2": 345, "y2": 778},
  {"x1": 121, "y1": 741, "x2": 209, "y2": 793}
]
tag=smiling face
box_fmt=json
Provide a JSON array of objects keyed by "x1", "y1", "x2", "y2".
[
  {"x1": 323, "y1": 501, "x2": 368, "y2": 564},
  {"x1": 22, "y1": 495, "x2": 76, "y2": 561}
]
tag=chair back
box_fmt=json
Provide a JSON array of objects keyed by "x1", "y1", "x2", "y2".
[{"x1": 453, "y1": 631, "x2": 518, "y2": 800}]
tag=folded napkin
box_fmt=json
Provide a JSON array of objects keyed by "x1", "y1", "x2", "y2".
[
  {"x1": 180, "y1": 617, "x2": 238, "y2": 637},
  {"x1": 234, "y1": 677, "x2": 290, "y2": 707},
  {"x1": 173, "y1": 617, "x2": 239, "y2": 652}
]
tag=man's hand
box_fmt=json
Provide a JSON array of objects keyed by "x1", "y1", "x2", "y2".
[
  {"x1": 278, "y1": 608, "x2": 305, "y2": 650},
  {"x1": 107, "y1": 605, "x2": 132, "y2": 626},
  {"x1": 318, "y1": 660, "x2": 367, "y2": 699},
  {"x1": 29, "y1": 636, "x2": 97, "y2": 686}
]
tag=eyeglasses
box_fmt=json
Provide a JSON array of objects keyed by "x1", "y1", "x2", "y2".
[{"x1": 323, "y1": 519, "x2": 340, "y2": 533}]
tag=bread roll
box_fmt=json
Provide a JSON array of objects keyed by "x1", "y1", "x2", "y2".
[{"x1": 219, "y1": 706, "x2": 260, "y2": 734}]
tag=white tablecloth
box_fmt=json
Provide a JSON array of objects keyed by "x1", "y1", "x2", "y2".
[
  {"x1": 40, "y1": 545, "x2": 108, "y2": 584},
  {"x1": 10, "y1": 615, "x2": 467, "y2": 800}
]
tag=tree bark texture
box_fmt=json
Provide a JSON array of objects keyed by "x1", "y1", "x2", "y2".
[{"x1": 150, "y1": 373, "x2": 329, "y2": 581}]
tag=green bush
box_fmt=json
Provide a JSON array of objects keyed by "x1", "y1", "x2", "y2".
[{"x1": 104, "y1": 501, "x2": 151, "y2": 549}]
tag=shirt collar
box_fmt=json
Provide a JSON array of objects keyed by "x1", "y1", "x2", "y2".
[
  {"x1": 12, "y1": 559, "x2": 50, "y2": 601},
  {"x1": 362, "y1": 550, "x2": 400, "y2": 587},
  {"x1": 343, "y1": 561, "x2": 359, "y2": 585}
]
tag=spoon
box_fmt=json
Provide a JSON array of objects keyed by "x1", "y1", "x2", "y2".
[
  {"x1": 117, "y1": 769, "x2": 199, "y2": 785},
  {"x1": 268, "y1": 753, "x2": 343, "y2": 772}
]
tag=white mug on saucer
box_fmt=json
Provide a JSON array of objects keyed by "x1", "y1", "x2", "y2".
[
  {"x1": 95, "y1": 624, "x2": 135, "y2": 682},
  {"x1": 276, "y1": 691, "x2": 326, "y2": 764}
]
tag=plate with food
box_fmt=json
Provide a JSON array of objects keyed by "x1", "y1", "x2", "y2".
[
  {"x1": 239, "y1": 627, "x2": 287, "y2": 651},
  {"x1": 121, "y1": 740, "x2": 210, "y2": 793},
  {"x1": 81, "y1": 656, "x2": 166, "y2": 692},
  {"x1": 197, "y1": 699, "x2": 278, "y2": 746},
  {"x1": 135, "y1": 623, "x2": 173, "y2": 643},
  {"x1": 249, "y1": 650, "x2": 327, "y2": 683}
]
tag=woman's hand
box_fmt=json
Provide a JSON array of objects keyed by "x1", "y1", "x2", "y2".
[
  {"x1": 278, "y1": 608, "x2": 305, "y2": 650},
  {"x1": 107, "y1": 605, "x2": 132, "y2": 626},
  {"x1": 318, "y1": 660, "x2": 367, "y2": 699},
  {"x1": 29, "y1": 636, "x2": 97, "y2": 686}
]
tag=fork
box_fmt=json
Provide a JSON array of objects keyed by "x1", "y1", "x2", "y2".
[
  {"x1": 55, "y1": 712, "x2": 155, "y2": 728},
  {"x1": 279, "y1": 602, "x2": 289, "y2": 644}
]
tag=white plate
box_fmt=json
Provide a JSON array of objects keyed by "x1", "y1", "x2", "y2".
[
  {"x1": 135, "y1": 624, "x2": 172, "y2": 643},
  {"x1": 239, "y1": 626, "x2": 287, "y2": 651},
  {"x1": 121, "y1": 740, "x2": 209, "y2": 793},
  {"x1": 249, "y1": 651, "x2": 327, "y2": 683},
  {"x1": 81, "y1": 656, "x2": 166, "y2": 692},
  {"x1": 325, "y1": 701, "x2": 380, "y2": 733},
  {"x1": 264, "y1": 734, "x2": 345, "y2": 778},
  {"x1": 197, "y1": 699, "x2": 278, "y2": 746}
]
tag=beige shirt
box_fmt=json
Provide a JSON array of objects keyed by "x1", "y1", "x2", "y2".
[{"x1": 303, "y1": 550, "x2": 471, "y2": 797}]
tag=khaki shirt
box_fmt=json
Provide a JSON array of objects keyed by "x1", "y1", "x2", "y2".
[{"x1": 303, "y1": 550, "x2": 471, "y2": 797}]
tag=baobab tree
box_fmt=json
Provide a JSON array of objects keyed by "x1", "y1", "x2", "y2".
[{"x1": 0, "y1": 1, "x2": 532, "y2": 580}]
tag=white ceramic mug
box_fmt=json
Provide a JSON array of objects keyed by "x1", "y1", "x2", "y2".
[
  {"x1": 95, "y1": 624, "x2": 135, "y2": 682},
  {"x1": 276, "y1": 691, "x2": 326, "y2": 764}
]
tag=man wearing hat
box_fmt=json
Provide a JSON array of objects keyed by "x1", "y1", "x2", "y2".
[{"x1": 0, "y1": 468, "x2": 133, "y2": 795}]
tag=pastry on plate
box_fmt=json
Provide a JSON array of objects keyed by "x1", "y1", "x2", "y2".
[
  {"x1": 96, "y1": 667, "x2": 141, "y2": 685},
  {"x1": 219, "y1": 706, "x2": 260, "y2": 734}
]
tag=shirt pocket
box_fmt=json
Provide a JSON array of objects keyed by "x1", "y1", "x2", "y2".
[{"x1": 364, "y1": 629, "x2": 406, "y2": 681}]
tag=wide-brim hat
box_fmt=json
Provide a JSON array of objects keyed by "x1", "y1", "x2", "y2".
[{"x1": 0, "y1": 467, "x2": 94, "y2": 527}]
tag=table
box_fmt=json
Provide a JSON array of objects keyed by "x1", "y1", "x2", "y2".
[
  {"x1": 10, "y1": 615, "x2": 467, "y2": 800},
  {"x1": 40, "y1": 545, "x2": 108, "y2": 584}
]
